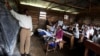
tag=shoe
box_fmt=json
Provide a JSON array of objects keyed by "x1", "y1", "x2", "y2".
[
  {"x1": 26, "y1": 54, "x2": 31, "y2": 56},
  {"x1": 21, "y1": 54, "x2": 25, "y2": 56}
]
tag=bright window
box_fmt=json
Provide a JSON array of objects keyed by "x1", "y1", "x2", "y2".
[
  {"x1": 39, "y1": 11, "x2": 46, "y2": 20},
  {"x1": 64, "y1": 15, "x2": 69, "y2": 20}
]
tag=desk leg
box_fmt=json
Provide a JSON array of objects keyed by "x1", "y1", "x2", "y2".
[
  {"x1": 70, "y1": 36, "x2": 74, "y2": 49},
  {"x1": 84, "y1": 48, "x2": 88, "y2": 56},
  {"x1": 80, "y1": 35, "x2": 84, "y2": 43}
]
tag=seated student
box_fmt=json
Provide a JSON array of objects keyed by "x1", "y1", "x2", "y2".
[
  {"x1": 81, "y1": 24, "x2": 85, "y2": 30},
  {"x1": 43, "y1": 22, "x2": 58, "y2": 39},
  {"x1": 37, "y1": 28, "x2": 54, "y2": 42},
  {"x1": 55, "y1": 26, "x2": 64, "y2": 49},
  {"x1": 89, "y1": 25, "x2": 94, "y2": 40},
  {"x1": 48, "y1": 23, "x2": 57, "y2": 34},
  {"x1": 45, "y1": 19, "x2": 52, "y2": 29},
  {"x1": 88, "y1": 30, "x2": 100, "y2": 56},
  {"x1": 38, "y1": 29, "x2": 46, "y2": 36},
  {"x1": 73, "y1": 23, "x2": 80, "y2": 46},
  {"x1": 67, "y1": 25, "x2": 73, "y2": 34},
  {"x1": 79, "y1": 26, "x2": 90, "y2": 43},
  {"x1": 62, "y1": 24, "x2": 69, "y2": 31},
  {"x1": 92, "y1": 30, "x2": 100, "y2": 43},
  {"x1": 95, "y1": 25, "x2": 100, "y2": 31},
  {"x1": 73, "y1": 23, "x2": 79, "y2": 38},
  {"x1": 82, "y1": 27, "x2": 90, "y2": 40}
]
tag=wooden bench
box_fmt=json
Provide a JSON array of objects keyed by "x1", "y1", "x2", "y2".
[
  {"x1": 84, "y1": 40, "x2": 100, "y2": 56},
  {"x1": 63, "y1": 31, "x2": 74, "y2": 49}
]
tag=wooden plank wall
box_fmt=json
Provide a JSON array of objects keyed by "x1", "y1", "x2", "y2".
[
  {"x1": 76, "y1": 16, "x2": 100, "y2": 26},
  {"x1": 18, "y1": 4, "x2": 77, "y2": 31}
]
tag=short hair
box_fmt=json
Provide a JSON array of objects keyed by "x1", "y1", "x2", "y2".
[
  {"x1": 58, "y1": 25, "x2": 62, "y2": 29},
  {"x1": 23, "y1": 8, "x2": 28, "y2": 13}
]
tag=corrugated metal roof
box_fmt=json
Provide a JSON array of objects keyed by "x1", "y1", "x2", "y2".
[{"x1": 19, "y1": 0, "x2": 100, "y2": 14}]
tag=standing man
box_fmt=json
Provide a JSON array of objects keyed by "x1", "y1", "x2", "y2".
[{"x1": 5, "y1": 0, "x2": 33, "y2": 56}]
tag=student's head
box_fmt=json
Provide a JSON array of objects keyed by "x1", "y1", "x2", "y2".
[
  {"x1": 89, "y1": 24, "x2": 93, "y2": 29},
  {"x1": 57, "y1": 26, "x2": 62, "y2": 30},
  {"x1": 94, "y1": 30, "x2": 99, "y2": 36},
  {"x1": 24, "y1": 9, "x2": 30, "y2": 16},
  {"x1": 84, "y1": 27, "x2": 88, "y2": 31},
  {"x1": 73, "y1": 28, "x2": 76, "y2": 32}
]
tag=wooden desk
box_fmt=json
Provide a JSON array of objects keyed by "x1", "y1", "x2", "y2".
[
  {"x1": 63, "y1": 31, "x2": 74, "y2": 49},
  {"x1": 84, "y1": 40, "x2": 100, "y2": 56}
]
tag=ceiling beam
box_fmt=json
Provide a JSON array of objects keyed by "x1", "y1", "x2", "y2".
[
  {"x1": 43, "y1": 0, "x2": 85, "y2": 9},
  {"x1": 46, "y1": 3, "x2": 52, "y2": 9},
  {"x1": 46, "y1": 2, "x2": 60, "y2": 10},
  {"x1": 64, "y1": 7, "x2": 72, "y2": 12}
]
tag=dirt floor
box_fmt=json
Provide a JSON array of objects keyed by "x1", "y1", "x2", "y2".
[{"x1": 13, "y1": 35, "x2": 84, "y2": 56}]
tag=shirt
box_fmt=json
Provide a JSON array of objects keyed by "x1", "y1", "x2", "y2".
[
  {"x1": 49, "y1": 25, "x2": 56, "y2": 32},
  {"x1": 89, "y1": 28, "x2": 94, "y2": 36},
  {"x1": 92, "y1": 34, "x2": 100, "y2": 43},
  {"x1": 73, "y1": 26, "x2": 79, "y2": 38},
  {"x1": 38, "y1": 29, "x2": 53, "y2": 37},
  {"x1": 62, "y1": 25, "x2": 69, "y2": 30},
  {"x1": 95, "y1": 27, "x2": 100, "y2": 30},
  {"x1": 10, "y1": 10, "x2": 33, "y2": 31},
  {"x1": 55, "y1": 29, "x2": 63, "y2": 39},
  {"x1": 82, "y1": 30, "x2": 90, "y2": 39}
]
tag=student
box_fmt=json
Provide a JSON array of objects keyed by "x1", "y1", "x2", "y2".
[
  {"x1": 73, "y1": 23, "x2": 80, "y2": 46},
  {"x1": 73, "y1": 23, "x2": 79, "y2": 39},
  {"x1": 5, "y1": 1, "x2": 33, "y2": 56},
  {"x1": 92, "y1": 30, "x2": 100, "y2": 43},
  {"x1": 45, "y1": 19, "x2": 52, "y2": 30},
  {"x1": 55, "y1": 26, "x2": 64, "y2": 49},
  {"x1": 62, "y1": 23, "x2": 69, "y2": 31},
  {"x1": 79, "y1": 26, "x2": 91, "y2": 43},
  {"x1": 85, "y1": 27, "x2": 90, "y2": 39},
  {"x1": 67, "y1": 25, "x2": 73, "y2": 34},
  {"x1": 95, "y1": 25, "x2": 100, "y2": 31},
  {"x1": 89, "y1": 25, "x2": 94, "y2": 40},
  {"x1": 88, "y1": 30, "x2": 100, "y2": 56},
  {"x1": 37, "y1": 28, "x2": 54, "y2": 41}
]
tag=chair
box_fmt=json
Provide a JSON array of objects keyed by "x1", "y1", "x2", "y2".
[{"x1": 45, "y1": 37, "x2": 57, "y2": 56}]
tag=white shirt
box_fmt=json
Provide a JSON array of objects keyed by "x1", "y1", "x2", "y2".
[
  {"x1": 49, "y1": 25, "x2": 56, "y2": 32},
  {"x1": 82, "y1": 25, "x2": 85, "y2": 30},
  {"x1": 73, "y1": 26, "x2": 79, "y2": 38},
  {"x1": 92, "y1": 34, "x2": 100, "y2": 43},
  {"x1": 10, "y1": 10, "x2": 33, "y2": 31},
  {"x1": 95, "y1": 27, "x2": 100, "y2": 30},
  {"x1": 62, "y1": 25, "x2": 69, "y2": 30},
  {"x1": 89, "y1": 28, "x2": 94, "y2": 36},
  {"x1": 82, "y1": 30, "x2": 90, "y2": 39},
  {"x1": 38, "y1": 29, "x2": 53, "y2": 37},
  {"x1": 85, "y1": 30, "x2": 90, "y2": 39}
]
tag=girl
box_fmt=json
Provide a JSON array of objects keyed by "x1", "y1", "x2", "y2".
[{"x1": 55, "y1": 26, "x2": 64, "y2": 49}]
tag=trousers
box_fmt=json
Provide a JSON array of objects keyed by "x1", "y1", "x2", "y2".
[{"x1": 20, "y1": 28, "x2": 31, "y2": 54}]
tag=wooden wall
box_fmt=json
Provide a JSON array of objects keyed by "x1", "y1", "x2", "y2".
[
  {"x1": 76, "y1": 7, "x2": 100, "y2": 26},
  {"x1": 75, "y1": 16, "x2": 100, "y2": 26},
  {"x1": 17, "y1": 4, "x2": 77, "y2": 31}
]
